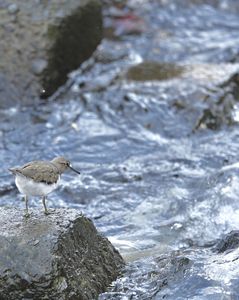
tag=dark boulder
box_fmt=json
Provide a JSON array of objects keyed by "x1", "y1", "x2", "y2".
[
  {"x1": 0, "y1": 0, "x2": 102, "y2": 106},
  {"x1": 0, "y1": 207, "x2": 124, "y2": 299}
]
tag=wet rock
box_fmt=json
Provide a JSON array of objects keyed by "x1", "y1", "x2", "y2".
[
  {"x1": 220, "y1": 71, "x2": 239, "y2": 100},
  {"x1": 215, "y1": 231, "x2": 239, "y2": 253},
  {"x1": 99, "y1": 253, "x2": 191, "y2": 299},
  {"x1": 126, "y1": 62, "x2": 184, "y2": 81},
  {"x1": 0, "y1": 207, "x2": 124, "y2": 300},
  {"x1": 193, "y1": 70, "x2": 239, "y2": 131},
  {"x1": 0, "y1": 0, "x2": 102, "y2": 104}
]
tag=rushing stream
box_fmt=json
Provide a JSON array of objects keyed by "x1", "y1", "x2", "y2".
[{"x1": 1, "y1": 0, "x2": 239, "y2": 299}]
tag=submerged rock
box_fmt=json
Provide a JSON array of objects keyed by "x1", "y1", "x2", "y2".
[
  {"x1": 126, "y1": 62, "x2": 184, "y2": 81},
  {"x1": 215, "y1": 230, "x2": 239, "y2": 253},
  {"x1": 0, "y1": 207, "x2": 124, "y2": 300}
]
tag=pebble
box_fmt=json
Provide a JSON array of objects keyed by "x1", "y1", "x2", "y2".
[
  {"x1": 7, "y1": 3, "x2": 19, "y2": 14},
  {"x1": 31, "y1": 59, "x2": 47, "y2": 75}
]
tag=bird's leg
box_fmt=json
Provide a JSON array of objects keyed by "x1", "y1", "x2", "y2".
[
  {"x1": 42, "y1": 196, "x2": 50, "y2": 215},
  {"x1": 24, "y1": 195, "x2": 30, "y2": 218}
]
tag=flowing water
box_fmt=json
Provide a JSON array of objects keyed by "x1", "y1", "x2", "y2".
[{"x1": 1, "y1": 0, "x2": 239, "y2": 299}]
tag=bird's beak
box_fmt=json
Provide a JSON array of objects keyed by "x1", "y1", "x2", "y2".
[{"x1": 69, "y1": 164, "x2": 81, "y2": 174}]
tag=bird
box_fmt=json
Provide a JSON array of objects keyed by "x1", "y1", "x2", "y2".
[{"x1": 9, "y1": 156, "x2": 80, "y2": 217}]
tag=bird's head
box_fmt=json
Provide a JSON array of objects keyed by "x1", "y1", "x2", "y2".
[{"x1": 51, "y1": 157, "x2": 80, "y2": 175}]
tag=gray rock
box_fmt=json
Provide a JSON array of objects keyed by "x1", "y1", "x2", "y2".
[
  {"x1": 0, "y1": 207, "x2": 124, "y2": 300},
  {"x1": 0, "y1": 0, "x2": 102, "y2": 105}
]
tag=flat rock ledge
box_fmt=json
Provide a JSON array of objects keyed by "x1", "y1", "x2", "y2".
[{"x1": 0, "y1": 207, "x2": 124, "y2": 300}]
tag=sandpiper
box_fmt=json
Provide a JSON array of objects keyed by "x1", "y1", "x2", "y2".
[{"x1": 9, "y1": 156, "x2": 80, "y2": 217}]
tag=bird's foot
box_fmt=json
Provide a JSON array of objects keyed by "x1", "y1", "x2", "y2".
[
  {"x1": 24, "y1": 211, "x2": 31, "y2": 218},
  {"x1": 44, "y1": 210, "x2": 50, "y2": 216}
]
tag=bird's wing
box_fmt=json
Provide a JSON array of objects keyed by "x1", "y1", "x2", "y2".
[{"x1": 13, "y1": 161, "x2": 59, "y2": 184}]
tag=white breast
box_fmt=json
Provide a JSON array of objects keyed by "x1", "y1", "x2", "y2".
[{"x1": 15, "y1": 175, "x2": 60, "y2": 197}]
